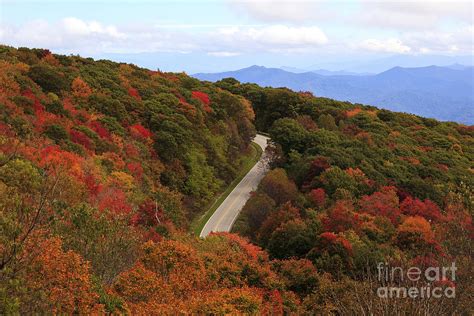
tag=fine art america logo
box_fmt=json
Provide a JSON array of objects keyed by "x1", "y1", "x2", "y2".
[{"x1": 377, "y1": 262, "x2": 456, "y2": 299}]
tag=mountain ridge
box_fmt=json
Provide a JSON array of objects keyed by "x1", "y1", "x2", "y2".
[{"x1": 193, "y1": 65, "x2": 474, "y2": 124}]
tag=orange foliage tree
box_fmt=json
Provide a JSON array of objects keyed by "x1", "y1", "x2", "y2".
[
  {"x1": 396, "y1": 216, "x2": 436, "y2": 252},
  {"x1": 19, "y1": 236, "x2": 103, "y2": 314},
  {"x1": 71, "y1": 77, "x2": 92, "y2": 99}
]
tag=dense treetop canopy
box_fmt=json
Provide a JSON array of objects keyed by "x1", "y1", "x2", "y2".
[{"x1": 0, "y1": 46, "x2": 472, "y2": 314}]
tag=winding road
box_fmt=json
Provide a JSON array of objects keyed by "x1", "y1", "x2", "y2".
[{"x1": 200, "y1": 134, "x2": 270, "y2": 238}]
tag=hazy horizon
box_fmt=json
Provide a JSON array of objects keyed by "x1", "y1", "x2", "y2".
[{"x1": 1, "y1": 0, "x2": 472, "y2": 73}]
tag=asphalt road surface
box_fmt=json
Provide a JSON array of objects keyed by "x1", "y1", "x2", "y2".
[{"x1": 200, "y1": 134, "x2": 270, "y2": 238}]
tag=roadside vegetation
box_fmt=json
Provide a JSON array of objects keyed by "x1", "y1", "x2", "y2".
[{"x1": 191, "y1": 141, "x2": 262, "y2": 235}]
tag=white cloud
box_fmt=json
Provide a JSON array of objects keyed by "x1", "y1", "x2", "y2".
[
  {"x1": 214, "y1": 25, "x2": 328, "y2": 52},
  {"x1": 354, "y1": 25, "x2": 474, "y2": 55},
  {"x1": 230, "y1": 0, "x2": 473, "y2": 32},
  {"x1": 13, "y1": 20, "x2": 59, "y2": 46},
  {"x1": 0, "y1": 14, "x2": 471, "y2": 58},
  {"x1": 0, "y1": 18, "x2": 128, "y2": 53},
  {"x1": 227, "y1": 0, "x2": 473, "y2": 57},
  {"x1": 358, "y1": 38, "x2": 412, "y2": 54},
  {"x1": 356, "y1": 0, "x2": 473, "y2": 30},
  {"x1": 0, "y1": 18, "x2": 194, "y2": 54},
  {"x1": 403, "y1": 26, "x2": 474, "y2": 54},
  {"x1": 62, "y1": 17, "x2": 124, "y2": 38}
]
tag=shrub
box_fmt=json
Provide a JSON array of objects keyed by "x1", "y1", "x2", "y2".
[{"x1": 44, "y1": 124, "x2": 68, "y2": 142}]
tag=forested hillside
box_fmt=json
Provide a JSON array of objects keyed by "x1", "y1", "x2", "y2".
[
  {"x1": 0, "y1": 46, "x2": 472, "y2": 314},
  {"x1": 0, "y1": 46, "x2": 295, "y2": 313},
  {"x1": 219, "y1": 78, "x2": 474, "y2": 314}
]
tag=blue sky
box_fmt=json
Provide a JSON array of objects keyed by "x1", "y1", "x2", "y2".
[{"x1": 1, "y1": 0, "x2": 472, "y2": 72}]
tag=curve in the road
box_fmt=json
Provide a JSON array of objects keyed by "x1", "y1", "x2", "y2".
[{"x1": 199, "y1": 134, "x2": 270, "y2": 238}]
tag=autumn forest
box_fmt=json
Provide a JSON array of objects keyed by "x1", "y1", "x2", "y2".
[{"x1": 0, "y1": 46, "x2": 473, "y2": 314}]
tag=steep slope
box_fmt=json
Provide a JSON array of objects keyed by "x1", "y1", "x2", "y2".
[
  {"x1": 0, "y1": 46, "x2": 302, "y2": 314},
  {"x1": 219, "y1": 79, "x2": 473, "y2": 314},
  {"x1": 1, "y1": 46, "x2": 473, "y2": 314}
]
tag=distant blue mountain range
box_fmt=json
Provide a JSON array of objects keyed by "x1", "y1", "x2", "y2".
[{"x1": 193, "y1": 65, "x2": 474, "y2": 124}]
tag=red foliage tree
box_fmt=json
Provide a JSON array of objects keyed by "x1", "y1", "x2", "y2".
[
  {"x1": 400, "y1": 196, "x2": 443, "y2": 222},
  {"x1": 319, "y1": 232, "x2": 353, "y2": 255},
  {"x1": 22, "y1": 89, "x2": 44, "y2": 114},
  {"x1": 358, "y1": 186, "x2": 400, "y2": 224},
  {"x1": 70, "y1": 129, "x2": 92, "y2": 150},
  {"x1": 132, "y1": 200, "x2": 163, "y2": 227},
  {"x1": 83, "y1": 172, "x2": 102, "y2": 196},
  {"x1": 39, "y1": 145, "x2": 84, "y2": 178},
  {"x1": 191, "y1": 91, "x2": 210, "y2": 105},
  {"x1": 128, "y1": 87, "x2": 141, "y2": 101},
  {"x1": 89, "y1": 120, "x2": 110, "y2": 139},
  {"x1": 140, "y1": 227, "x2": 163, "y2": 243},
  {"x1": 129, "y1": 124, "x2": 152, "y2": 139},
  {"x1": 309, "y1": 188, "x2": 326, "y2": 208},
  {"x1": 322, "y1": 200, "x2": 358, "y2": 233},
  {"x1": 97, "y1": 187, "x2": 132, "y2": 215},
  {"x1": 320, "y1": 231, "x2": 338, "y2": 243},
  {"x1": 35, "y1": 111, "x2": 59, "y2": 133},
  {"x1": 127, "y1": 162, "x2": 144, "y2": 180},
  {"x1": 62, "y1": 97, "x2": 79, "y2": 117},
  {"x1": 191, "y1": 91, "x2": 212, "y2": 113}
]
